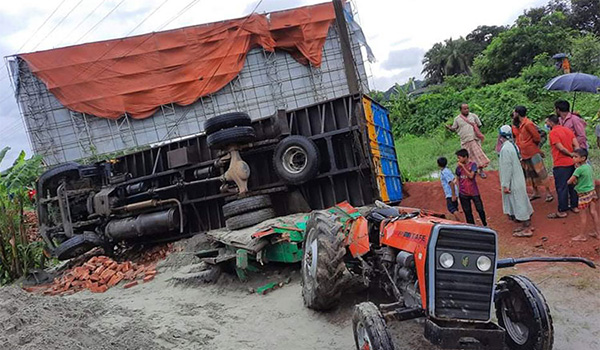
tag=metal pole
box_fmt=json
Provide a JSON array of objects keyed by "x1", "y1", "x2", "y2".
[{"x1": 333, "y1": 0, "x2": 360, "y2": 95}]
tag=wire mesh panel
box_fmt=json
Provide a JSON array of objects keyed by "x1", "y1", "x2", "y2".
[{"x1": 11, "y1": 26, "x2": 368, "y2": 165}]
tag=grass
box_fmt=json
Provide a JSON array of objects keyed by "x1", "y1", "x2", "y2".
[{"x1": 395, "y1": 127, "x2": 600, "y2": 182}]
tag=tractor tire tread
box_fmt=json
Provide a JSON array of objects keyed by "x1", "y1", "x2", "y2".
[
  {"x1": 352, "y1": 302, "x2": 395, "y2": 350},
  {"x1": 301, "y1": 211, "x2": 348, "y2": 310},
  {"x1": 495, "y1": 275, "x2": 554, "y2": 350}
]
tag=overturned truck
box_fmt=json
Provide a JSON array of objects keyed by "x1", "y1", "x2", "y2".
[
  {"x1": 36, "y1": 94, "x2": 403, "y2": 259},
  {"x1": 5, "y1": 1, "x2": 403, "y2": 258}
]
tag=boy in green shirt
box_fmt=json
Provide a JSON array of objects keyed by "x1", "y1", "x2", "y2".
[{"x1": 568, "y1": 149, "x2": 599, "y2": 241}]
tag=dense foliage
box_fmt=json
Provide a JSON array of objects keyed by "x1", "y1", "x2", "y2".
[
  {"x1": 381, "y1": 0, "x2": 600, "y2": 138},
  {"x1": 421, "y1": 0, "x2": 600, "y2": 85},
  {"x1": 0, "y1": 147, "x2": 45, "y2": 285}
]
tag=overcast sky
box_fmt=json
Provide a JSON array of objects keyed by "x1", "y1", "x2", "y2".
[{"x1": 0, "y1": 0, "x2": 546, "y2": 167}]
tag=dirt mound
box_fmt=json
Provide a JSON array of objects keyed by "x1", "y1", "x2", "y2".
[
  {"x1": 402, "y1": 171, "x2": 600, "y2": 260},
  {"x1": 0, "y1": 286, "x2": 164, "y2": 350}
]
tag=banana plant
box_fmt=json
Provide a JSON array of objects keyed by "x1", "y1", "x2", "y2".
[{"x1": 0, "y1": 147, "x2": 45, "y2": 285}]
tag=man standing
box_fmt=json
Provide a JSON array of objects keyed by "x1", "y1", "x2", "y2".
[
  {"x1": 546, "y1": 115, "x2": 580, "y2": 219},
  {"x1": 446, "y1": 103, "x2": 490, "y2": 178},
  {"x1": 498, "y1": 125, "x2": 534, "y2": 237},
  {"x1": 513, "y1": 106, "x2": 553, "y2": 202},
  {"x1": 555, "y1": 100, "x2": 587, "y2": 149}
]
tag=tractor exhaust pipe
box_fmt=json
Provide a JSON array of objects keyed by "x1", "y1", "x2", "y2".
[
  {"x1": 105, "y1": 208, "x2": 182, "y2": 241},
  {"x1": 497, "y1": 257, "x2": 596, "y2": 269}
]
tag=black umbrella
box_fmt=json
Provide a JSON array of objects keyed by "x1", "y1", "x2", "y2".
[{"x1": 544, "y1": 72, "x2": 600, "y2": 111}]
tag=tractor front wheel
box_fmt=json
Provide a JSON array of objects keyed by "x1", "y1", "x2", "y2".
[
  {"x1": 352, "y1": 302, "x2": 395, "y2": 350},
  {"x1": 301, "y1": 211, "x2": 347, "y2": 310},
  {"x1": 495, "y1": 275, "x2": 554, "y2": 350}
]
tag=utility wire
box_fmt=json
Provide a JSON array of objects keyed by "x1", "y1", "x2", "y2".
[
  {"x1": 30, "y1": 0, "x2": 86, "y2": 51},
  {"x1": 58, "y1": 0, "x2": 109, "y2": 47},
  {"x1": 75, "y1": 0, "x2": 126, "y2": 44},
  {"x1": 0, "y1": 0, "x2": 171, "y2": 109},
  {"x1": 64, "y1": 0, "x2": 201, "y2": 88},
  {"x1": 160, "y1": 0, "x2": 265, "y2": 141},
  {"x1": 0, "y1": 0, "x2": 68, "y2": 82}
]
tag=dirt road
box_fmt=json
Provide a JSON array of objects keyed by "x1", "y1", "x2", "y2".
[
  {"x1": 3, "y1": 245, "x2": 597, "y2": 350},
  {"x1": 3, "y1": 171, "x2": 599, "y2": 349}
]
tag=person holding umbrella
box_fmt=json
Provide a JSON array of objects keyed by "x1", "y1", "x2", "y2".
[{"x1": 555, "y1": 100, "x2": 587, "y2": 149}]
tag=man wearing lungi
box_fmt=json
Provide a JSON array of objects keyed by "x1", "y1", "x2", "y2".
[{"x1": 446, "y1": 103, "x2": 490, "y2": 178}]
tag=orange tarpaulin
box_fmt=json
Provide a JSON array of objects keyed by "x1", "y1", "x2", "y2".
[{"x1": 19, "y1": 2, "x2": 336, "y2": 120}]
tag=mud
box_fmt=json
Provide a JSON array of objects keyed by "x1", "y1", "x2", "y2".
[
  {"x1": 402, "y1": 171, "x2": 600, "y2": 261},
  {"x1": 4, "y1": 171, "x2": 599, "y2": 349},
  {"x1": 4, "y1": 250, "x2": 596, "y2": 350},
  {"x1": 0, "y1": 286, "x2": 164, "y2": 350}
]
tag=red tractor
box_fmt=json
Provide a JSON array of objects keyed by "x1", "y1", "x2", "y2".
[{"x1": 301, "y1": 202, "x2": 596, "y2": 350}]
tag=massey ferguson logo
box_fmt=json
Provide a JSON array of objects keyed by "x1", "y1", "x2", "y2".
[{"x1": 402, "y1": 232, "x2": 426, "y2": 243}]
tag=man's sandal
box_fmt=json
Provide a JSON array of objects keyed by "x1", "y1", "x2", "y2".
[{"x1": 547, "y1": 212, "x2": 567, "y2": 219}]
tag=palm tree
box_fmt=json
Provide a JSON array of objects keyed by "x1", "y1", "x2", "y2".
[
  {"x1": 443, "y1": 38, "x2": 471, "y2": 76},
  {"x1": 422, "y1": 42, "x2": 447, "y2": 84}
]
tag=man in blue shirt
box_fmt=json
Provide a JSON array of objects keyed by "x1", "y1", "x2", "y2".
[{"x1": 438, "y1": 157, "x2": 461, "y2": 221}]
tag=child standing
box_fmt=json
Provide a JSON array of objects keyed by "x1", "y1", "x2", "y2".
[
  {"x1": 455, "y1": 149, "x2": 488, "y2": 226},
  {"x1": 437, "y1": 157, "x2": 461, "y2": 221},
  {"x1": 568, "y1": 149, "x2": 600, "y2": 241}
]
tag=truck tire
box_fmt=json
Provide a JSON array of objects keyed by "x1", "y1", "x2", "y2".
[
  {"x1": 222, "y1": 195, "x2": 272, "y2": 219},
  {"x1": 353, "y1": 302, "x2": 396, "y2": 350},
  {"x1": 301, "y1": 211, "x2": 347, "y2": 310},
  {"x1": 204, "y1": 112, "x2": 252, "y2": 135},
  {"x1": 37, "y1": 162, "x2": 81, "y2": 194},
  {"x1": 225, "y1": 208, "x2": 276, "y2": 230},
  {"x1": 207, "y1": 126, "x2": 256, "y2": 150},
  {"x1": 273, "y1": 136, "x2": 319, "y2": 184},
  {"x1": 495, "y1": 275, "x2": 554, "y2": 350},
  {"x1": 54, "y1": 232, "x2": 105, "y2": 260}
]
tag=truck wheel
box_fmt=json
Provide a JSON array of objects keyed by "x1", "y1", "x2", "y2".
[
  {"x1": 54, "y1": 232, "x2": 105, "y2": 260},
  {"x1": 273, "y1": 136, "x2": 319, "y2": 184},
  {"x1": 207, "y1": 126, "x2": 256, "y2": 150},
  {"x1": 225, "y1": 208, "x2": 276, "y2": 230},
  {"x1": 301, "y1": 211, "x2": 347, "y2": 310},
  {"x1": 37, "y1": 162, "x2": 81, "y2": 195},
  {"x1": 495, "y1": 275, "x2": 554, "y2": 350},
  {"x1": 204, "y1": 112, "x2": 251, "y2": 135},
  {"x1": 222, "y1": 195, "x2": 272, "y2": 219},
  {"x1": 353, "y1": 302, "x2": 395, "y2": 350}
]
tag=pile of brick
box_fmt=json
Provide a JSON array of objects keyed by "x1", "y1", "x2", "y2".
[
  {"x1": 23, "y1": 211, "x2": 40, "y2": 243},
  {"x1": 28, "y1": 256, "x2": 158, "y2": 296}
]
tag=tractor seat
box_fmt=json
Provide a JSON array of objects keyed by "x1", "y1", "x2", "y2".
[{"x1": 367, "y1": 207, "x2": 400, "y2": 225}]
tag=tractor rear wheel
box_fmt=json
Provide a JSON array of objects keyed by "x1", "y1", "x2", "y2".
[
  {"x1": 495, "y1": 275, "x2": 554, "y2": 350},
  {"x1": 301, "y1": 211, "x2": 347, "y2": 310},
  {"x1": 352, "y1": 302, "x2": 395, "y2": 350}
]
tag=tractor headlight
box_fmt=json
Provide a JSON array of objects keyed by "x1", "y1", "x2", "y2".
[
  {"x1": 477, "y1": 255, "x2": 492, "y2": 272},
  {"x1": 439, "y1": 253, "x2": 454, "y2": 269}
]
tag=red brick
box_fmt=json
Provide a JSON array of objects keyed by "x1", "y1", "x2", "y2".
[
  {"x1": 100, "y1": 268, "x2": 116, "y2": 280},
  {"x1": 90, "y1": 284, "x2": 108, "y2": 293},
  {"x1": 94, "y1": 265, "x2": 106, "y2": 275},
  {"x1": 107, "y1": 272, "x2": 124, "y2": 287},
  {"x1": 123, "y1": 281, "x2": 138, "y2": 289},
  {"x1": 108, "y1": 261, "x2": 118, "y2": 270},
  {"x1": 143, "y1": 275, "x2": 154, "y2": 283}
]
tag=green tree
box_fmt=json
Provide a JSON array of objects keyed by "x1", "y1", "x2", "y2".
[
  {"x1": 570, "y1": 0, "x2": 600, "y2": 35},
  {"x1": 473, "y1": 12, "x2": 574, "y2": 84},
  {"x1": 570, "y1": 34, "x2": 600, "y2": 73},
  {"x1": 422, "y1": 42, "x2": 447, "y2": 84}
]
